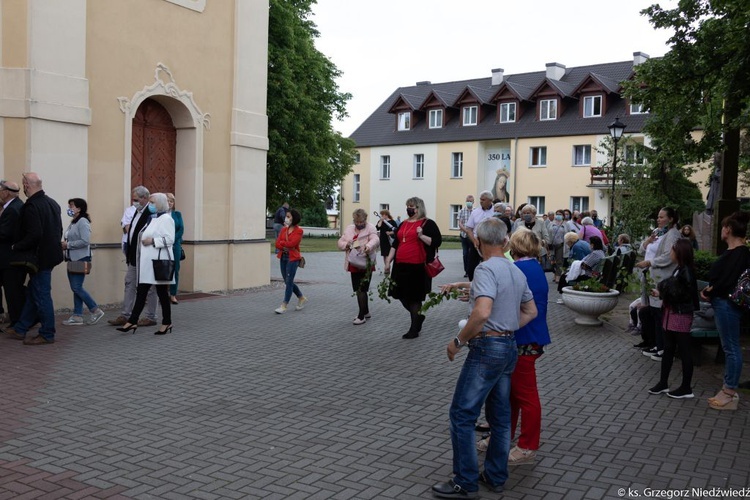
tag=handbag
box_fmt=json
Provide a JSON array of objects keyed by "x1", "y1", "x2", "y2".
[
  {"x1": 67, "y1": 260, "x2": 92, "y2": 275},
  {"x1": 348, "y1": 248, "x2": 369, "y2": 269},
  {"x1": 298, "y1": 256, "x2": 306, "y2": 269},
  {"x1": 180, "y1": 248, "x2": 186, "y2": 261},
  {"x1": 425, "y1": 253, "x2": 445, "y2": 278},
  {"x1": 152, "y1": 247, "x2": 175, "y2": 281},
  {"x1": 730, "y1": 268, "x2": 750, "y2": 311}
]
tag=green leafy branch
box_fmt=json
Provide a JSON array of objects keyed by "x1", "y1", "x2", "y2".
[{"x1": 419, "y1": 288, "x2": 462, "y2": 314}]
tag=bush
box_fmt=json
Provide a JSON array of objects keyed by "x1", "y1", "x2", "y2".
[
  {"x1": 694, "y1": 250, "x2": 718, "y2": 281},
  {"x1": 298, "y1": 205, "x2": 329, "y2": 228}
]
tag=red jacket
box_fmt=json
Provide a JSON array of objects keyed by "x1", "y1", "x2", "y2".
[{"x1": 275, "y1": 225, "x2": 303, "y2": 261}]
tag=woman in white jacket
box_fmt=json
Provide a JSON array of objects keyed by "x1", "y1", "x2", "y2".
[
  {"x1": 337, "y1": 209, "x2": 379, "y2": 325},
  {"x1": 116, "y1": 193, "x2": 175, "y2": 335}
]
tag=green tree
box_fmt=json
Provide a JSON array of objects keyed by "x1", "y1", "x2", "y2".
[{"x1": 266, "y1": 0, "x2": 356, "y2": 219}]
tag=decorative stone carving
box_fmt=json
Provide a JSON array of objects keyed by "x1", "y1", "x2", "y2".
[{"x1": 118, "y1": 63, "x2": 210, "y2": 130}]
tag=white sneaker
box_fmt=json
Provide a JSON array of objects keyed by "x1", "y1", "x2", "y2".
[
  {"x1": 62, "y1": 316, "x2": 84, "y2": 326},
  {"x1": 353, "y1": 317, "x2": 366, "y2": 325},
  {"x1": 275, "y1": 304, "x2": 287, "y2": 314},
  {"x1": 556, "y1": 298, "x2": 564, "y2": 304},
  {"x1": 86, "y1": 309, "x2": 105, "y2": 325},
  {"x1": 295, "y1": 297, "x2": 308, "y2": 311}
]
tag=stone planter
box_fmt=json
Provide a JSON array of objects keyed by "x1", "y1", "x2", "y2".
[{"x1": 561, "y1": 286, "x2": 620, "y2": 326}]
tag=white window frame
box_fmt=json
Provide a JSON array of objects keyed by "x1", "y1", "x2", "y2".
[
  {"x1": 354, "y1": 152, "x2": 361, "y2": 163},
  {"x1": 528, "y1": 196, "x2": 545, "y2": 214},
  {"x1": 462, "y1": 106, "x2": 478, "y2": 126},
  {"x1": 429, "y1": 109, "x2": 443, "y2": 129},
  {"x1": 397, "y1": 112, "x2": 410, "y2": 131},
  {"x1": 353, "y1": 174, "x2": 361, "y2": 203},
  {"x1": 623, "y1": 145, "x2": 646, "y2": 166},
  {"x1": 530, "y1": 147, "x2": 547, "y2": 167},
  {"x1": 499, "y1": 102, "x2": 516, "y2": 123},
  {"x1": 630, "y1": 102, "x2": 648, "y2": 115},
  {"x1": 583, "y1": 95, "x2": 602, "y2": 118},
  {"x1": 380, "y1": 155, "x2": 391, "y2": 180},
  {"x1": 570, "y1": 196, "x2": 589, "y2": 212},
  {"x1": 379, "y1": 203, "x2": 389, "y2": 211},
  {"x1": 413, "y1": 154, "x2": 425, "y2": 179},
  {"x1": 573, "y1": 145, "x2": 592, "y2": 166},
  {"x1": 540, "y1": 99, "x2": 557, "y2": 121},
  {"x1": 451, "y1": 152, "x2": 464, "y2": 178},
  {"x1": 450, "y1": 205, "x2": 461, "y2": 230}
]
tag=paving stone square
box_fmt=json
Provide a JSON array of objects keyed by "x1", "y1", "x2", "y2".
[{"x1": 0, "y1": 249, "x2": 748, "y2": 499}]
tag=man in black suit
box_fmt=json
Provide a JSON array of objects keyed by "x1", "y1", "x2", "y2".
[
  {"x1": 9, "y1": 172, "x2": 64, "y2": 345},
  {"x1": 0, "y1": 180, "x2": 26, "y2": 329}
]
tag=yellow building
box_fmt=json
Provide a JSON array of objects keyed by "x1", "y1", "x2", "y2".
[
  {"x1": 0, "y1": 0, "x2": 270, "y2": 305},
  {"x1": 344, "y1": 53, "x2": 716, "y2": 235}
]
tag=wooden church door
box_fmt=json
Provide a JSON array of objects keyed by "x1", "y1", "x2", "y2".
[{"x1": 131, "y1": 98, "x2": 176, "y2": 194}]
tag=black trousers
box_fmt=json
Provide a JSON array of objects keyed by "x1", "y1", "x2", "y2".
[
  {"x1": 129, "y1": 283, "x2": 171, "y2": 325},
  {"x1": 0, "y1": 266, "x2": 27, "y2": 326},
  {"x1": 467, "y1": 244, "x2": 481, "y2": 281},
  {"x1": 660, "y1": 329, "x2": 693, "y2": 390}
]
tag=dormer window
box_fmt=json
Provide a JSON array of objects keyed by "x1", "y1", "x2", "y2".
[
  {"x1": 499, "y1": 102, "x2": 516, "y2": 123},
  {"x1": 583, "y1": 95, "x2": 602, "y2": 118},
  {"x1": 540, "y1": 99, "x2": 557, "y2": 121},
  {"x1": 429, "y1": 109, "x2": 443, "y2": 129},
  {"x1": 397, "y1": 112, "x2": 411, "y2": 131},
  {"x1": 630, "y1": 102, "x2": 648, "y2": 115},
  {"x1": 463, "y1": 106, "x2": 478, "y2": 126}
]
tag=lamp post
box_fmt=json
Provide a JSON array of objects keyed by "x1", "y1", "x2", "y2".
[{"x1": 607, "y1": 117, "x2": 626, "y2": 229}]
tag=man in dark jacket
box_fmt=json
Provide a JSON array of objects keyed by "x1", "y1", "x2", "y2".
[
  {"x1": 8, "y1": 172, "x2": 63, "y2": 345},
  {"x1": 0, "y1": 180, "x2": 27, "y2": 328}
]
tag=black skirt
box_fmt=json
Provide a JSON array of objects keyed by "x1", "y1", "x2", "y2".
[{"x1": 390, "y1": 262, "x2": 430, "y2": 302}]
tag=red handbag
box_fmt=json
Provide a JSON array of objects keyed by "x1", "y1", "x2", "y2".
[{"x1": 425, "y1": 253, "x2": 445, "y2": 278}]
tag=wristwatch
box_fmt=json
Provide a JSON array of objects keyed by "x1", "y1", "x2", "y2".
[{"x1": 453, "y1": 336, "x2": 465, "y2": 349}]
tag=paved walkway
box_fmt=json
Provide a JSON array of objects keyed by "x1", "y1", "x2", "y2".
[{"x1": 0, "y1": 250, "x2": 748, "y2": 499}]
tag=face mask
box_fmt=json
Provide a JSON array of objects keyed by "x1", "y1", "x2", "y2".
[
  {"x1": 523, "y1": 214, "x2": 533, "y2": 222},
  {"x1": 466, "y1": 201, "x2": 473, "y2": 208},
  {"x1": 284, "y1": 218, "x2": 291, "y2": 227},
  {"x1": 555, "y1": 215, "x2": 563, "y2": 221},
  {"x1": 147, "y1": 203, "x2": 157, "y2": 214},
  {"x1": 67, "y1": 208, "x2": 76, "y2": 218},
  {"x1": 355, "y1": 223, "x2": 366, "y2": 230},
  {"x1": 406, "y1": 207, "x2": 416, "y2": 217},
  {"x1": 564, "y1": 215, "x2": 571, "y2": 220},
  {"x1": 133, "y1": 201, "x2": 142, "y2": 210}
]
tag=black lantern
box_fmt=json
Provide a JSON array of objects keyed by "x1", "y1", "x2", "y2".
[{"x1": 607, "y1": 117, "x2": 626, "y2": 228}]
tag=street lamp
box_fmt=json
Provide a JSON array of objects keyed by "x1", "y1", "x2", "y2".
[{"x1": 607, "y1": 117, "x2": 626, "y2": 228}]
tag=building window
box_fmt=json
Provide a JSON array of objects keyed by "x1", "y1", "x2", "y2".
[
  {"x1": 413, "y1": 154, "x2": 425, "y2": 179},
  {"x1": 397, "y1": 112, "x2": 410, "y2": 131},
  {"x1": 353, "y1": 174, "x2": 361, "y2": 203},
  {"x1": 429, "y1": 109, "x2": 443, "y2": 129},
  {"x1": 380, "y1": 155, "x2": 391, "y2": 179},
  {"x1": 583, "y1": 95, "x2": 602, "y2": 117},
  {"x1": 499, "y1": 102, "x2": 516, "y2": 123},
  {"x1": 530, "y1": 147, "x2": 547, "y2": 167},
  {"x1": 573, "y1": 145, "x2": 592, "y2": 166},
  {"x1": 463, "y1": 106, "x2": 478, "y2": 126},
  {"x1": 451, "y1": 152, "x2": 464, "y2": 178},
  {"x1": 630, "y1": 102, "x2": 648, "y2": 114},
  {"x1": 540, "y1": 99, "x2": 557, "y2": 121},
  {"x1": 528, "y1": 196, "x2": 545, "y2": 214},
  {"x1": 450, "y1": 205, "x2": 461, "y2": 230},
  {"x1": 623, "y1": 145, "x2": 645, "y2": 166},
  {"x1": 379, "y1": 203, "x2": 389, "y2": 211},
  {"x1": 354, "y1": 152, "x2": 361, "y2": 163},
  {"x1": 570, "y1": 196, "x2": 589, "y2": 212}
]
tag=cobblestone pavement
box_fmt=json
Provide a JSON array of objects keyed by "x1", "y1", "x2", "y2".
[{"x1": 0, "y1": 250, "x2": 748, "y2": 499}]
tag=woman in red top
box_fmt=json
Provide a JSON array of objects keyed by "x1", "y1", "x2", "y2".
[
  {"x1": 274, "y1": 209, "x2": 307, "y2": 314},
  {"x1": 384, "y1": 197, "x2": 442, "y2": 339}
]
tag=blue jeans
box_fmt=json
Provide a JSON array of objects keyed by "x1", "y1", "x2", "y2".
[
  {"x1": 712, "y1": 298, "x2": 744, "y2": 389},
  {"x1": 449, "y1": 335, "x2": 518, "y2": 492},
  {"x1": 67, "y1": 257, "x2": 97, "y2": 315},
  {"x1": 279, "y1": 254, "x2": 302, "y2": 304},
  {"x1": 15, "y1": 268, "x2": 55, "y2": 341}
]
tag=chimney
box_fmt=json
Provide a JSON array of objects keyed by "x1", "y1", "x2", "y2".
[
  {"x1": 633, "y1": 51, "x2": 650, "y2": 66},
  {"x1": 491, "y1": 68, "x2": 504, "y2": 86},
  {"x1": 416, "y1": 81, "x2": 431, "y2": 86},
  {"x1": 546, "y1": 62, "x2": 566, "y2": 80}
]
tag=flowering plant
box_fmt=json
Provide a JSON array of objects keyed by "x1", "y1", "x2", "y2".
[{"x1": 571, "y1": 278, "x2": 611, "y2": 293}]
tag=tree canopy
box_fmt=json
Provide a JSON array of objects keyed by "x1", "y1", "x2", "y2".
[{"x1": 266, "y1": 0, "x2": 357, "y2": 218}]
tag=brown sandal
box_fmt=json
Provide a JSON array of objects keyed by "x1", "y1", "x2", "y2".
[{"x1": 708, "y1": 389, "x2": 739, "y2": 410}]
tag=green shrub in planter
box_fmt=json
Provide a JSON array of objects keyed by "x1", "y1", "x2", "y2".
[{"x1": 694, "y1": 250, "x2": 718, "y2": 281}]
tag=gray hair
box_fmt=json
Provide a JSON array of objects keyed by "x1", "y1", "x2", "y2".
[
  {"x1": 581, "y1": 216, "x2": 594, "y2": 226},
  {"x1": 150, "y1": 192, "x2": 169, "y2": 213},
  {"x1": 405, "y1": 196, "x2": 427, "y2": 219},
  {"x1": 493, "y1": 202, "x2": 506, "y2": 212},
  {"x1": 132, "y1": 185, "x2": 150, "y2": 199},
  {"x1": 476, "y1": 217, "x2": 508, "y2": 246},
  {"x1": 521, "y1": 204, "x2": 537, "y2": 215},
  {"x1": 478, "y1": 190, "x2": 493, "y2": 200}
]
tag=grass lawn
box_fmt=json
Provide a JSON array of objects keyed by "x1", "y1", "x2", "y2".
[{"x1": 269, "y1": 237, "x2": 462, "y2": 253}]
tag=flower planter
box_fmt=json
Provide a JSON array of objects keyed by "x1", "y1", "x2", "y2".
[{"x1": 561, "y1": 286, "x2": 620, "y2": 326}]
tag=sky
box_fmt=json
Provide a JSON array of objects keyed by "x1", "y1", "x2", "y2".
[{"x1": 311, "y1": 0, "x2": 677, "y2": 137}]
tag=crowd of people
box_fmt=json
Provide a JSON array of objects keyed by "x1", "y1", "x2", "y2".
[{"x1": 0, "y1": 177, "x2": 182, "y2": 344}]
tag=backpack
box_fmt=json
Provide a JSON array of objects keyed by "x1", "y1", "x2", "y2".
[{"x1": 730, "y1": 268, "x2": 750, "y2": 310}]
